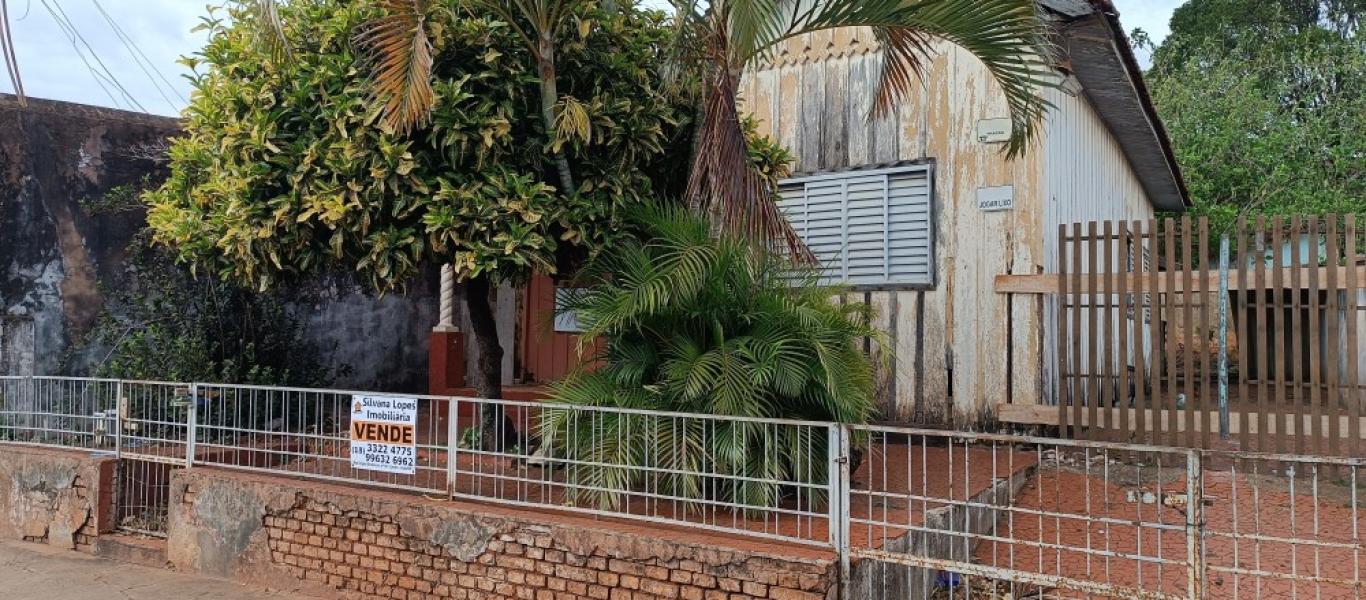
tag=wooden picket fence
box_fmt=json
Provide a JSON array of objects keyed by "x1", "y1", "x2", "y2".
[{"x1": 1055, "y1": 214, "x2": 1366, "y2": 456}]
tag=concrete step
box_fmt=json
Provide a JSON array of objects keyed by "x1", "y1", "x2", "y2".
[{"x1": 93, "y1": 534, "x2": 168, "y2": 569}]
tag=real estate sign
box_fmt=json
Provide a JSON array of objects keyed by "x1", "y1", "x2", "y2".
[{"x1": 350, "y1": 395, "x2": 418, "y2": 474}]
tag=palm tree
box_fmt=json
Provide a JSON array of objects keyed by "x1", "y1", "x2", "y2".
[{"x1": 676, "y1": 0, "x2": 1056, "y2": 259}]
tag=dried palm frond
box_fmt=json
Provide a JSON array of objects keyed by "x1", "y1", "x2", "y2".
[
  {"x1": 1, "y1": 0, "x2": 25, "y2": 104},
  {"x1": 354, "y1": 0, "x2": 436, "y2": 134}
]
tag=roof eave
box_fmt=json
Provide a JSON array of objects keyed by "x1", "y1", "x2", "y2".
[{"x1": 1041, "y1": 0, "x2": 1192, "y2": 211}]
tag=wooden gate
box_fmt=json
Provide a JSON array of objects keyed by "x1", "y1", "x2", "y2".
[{"x1": 1055, "y1": 215, "x2": 1366, "y2": 456}]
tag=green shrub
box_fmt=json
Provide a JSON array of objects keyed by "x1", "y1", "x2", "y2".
[{"x1": 541, "y1": 205, "x2": 880, "y2": 511}]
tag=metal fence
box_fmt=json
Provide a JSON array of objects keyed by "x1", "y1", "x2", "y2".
[{"x1": 1, "y1": 375, "x2": 1363, "y2": 598}]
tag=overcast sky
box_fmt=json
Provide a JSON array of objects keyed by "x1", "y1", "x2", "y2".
[{"x1": 1, "y1": 0, "x2": 1184, "y2": 117}]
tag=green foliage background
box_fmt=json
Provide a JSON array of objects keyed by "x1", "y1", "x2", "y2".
[
  {"x1": 145, "y1": 0, "x2": 693, "y2": 292},
  {"x1": 1143, "y1": 0, "x2": 1366, "y2": 233}
]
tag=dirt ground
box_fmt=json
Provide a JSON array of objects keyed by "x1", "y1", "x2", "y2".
[
  {"x1": 971, "y1": 457, "x2": 1366, "y2": 599},
  {"x1": 0, "y1": 540, "x2": 307, "y2": 600}
]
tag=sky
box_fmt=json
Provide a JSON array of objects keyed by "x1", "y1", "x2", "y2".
[{"x1": 1, "y1": 0, "x2": 1185, "y2": 118}]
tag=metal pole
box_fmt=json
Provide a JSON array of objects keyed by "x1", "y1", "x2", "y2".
[
  {"x1": 1217, "y1": 236, "x2": 1231, "y2": 439},
  {"x1": 185, "y1": 383, "x2": 198, "y2": 468},
  {"x1": 828, "y1": 424, "x2": 851, "y2": 599},
  {"x1": 114, "y1": 380, "x2": 123, "y2": 459},
  {"x1": 447, "y1": 397, "x2": 459, "y2": 499},
  {"x1": 1186, "y1": 450, "x2": 1206, "y2": 600}
]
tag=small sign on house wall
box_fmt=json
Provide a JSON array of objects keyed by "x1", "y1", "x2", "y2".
[
  {"x1": 977, "y1": 185, "x2": 1014, "y2": 212},
  {"x1": 977, "y1": 118, "x2": 1012, "y2": 143}
]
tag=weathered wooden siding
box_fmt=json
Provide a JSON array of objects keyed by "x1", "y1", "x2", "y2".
[
  {"x1": 1039, "y1": 85, "x2": 1159, "y2": 410},
  {"x1": 741, "y1": 30, "x2": 1156, "y2": 426}
]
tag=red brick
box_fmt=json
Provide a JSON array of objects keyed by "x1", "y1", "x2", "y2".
[
  {"x1": 641, "y1": 579, "x2": 680, "y2": 598},
  {"x1": 768, "y1": 589, "x2": 823, "y2": 600},
  {"x1": 741, "y1": 582, "x2": 768, "y2": 597}
]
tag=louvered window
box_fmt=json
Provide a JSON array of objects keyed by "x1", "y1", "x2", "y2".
[{"x1": 776, "y1": 164, "x2": 936, "y2": 288}]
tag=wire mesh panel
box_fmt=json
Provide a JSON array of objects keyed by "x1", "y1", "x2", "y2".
[
  {"x1": 0, "y1": 377, "x2": 119, "y2": 449},
  {"x1": 846, "y1": 426, "x2": 1198, "y2": 600},
  {"x1": 191, "y1": 384, "x2": 451, "y2": 495},
  {"x1": 115, "y1": 381, "x2": 192, "y2": 537},
  {"x1": 448, "y1": 397, "x2": 835, "y2": 546},
  {"x1": 1200, "y1": 451, "x2": 1366, "y2": 599}
]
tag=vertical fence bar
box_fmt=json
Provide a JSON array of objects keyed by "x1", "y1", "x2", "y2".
[
  {"x1": 1102, "y1": 221, "x2": 1115, "y2": 440},
  {"x1": 1325, "y1": 215, "x2": 1341, "y2": 457},
  {"x1": 1087, "y1": 221, "x2": 1100, "y2": 440},
  {"x1": 114, "y1": 380, "x2": 124, "y2": 459},
  {"x1": 1235, "y1": 218, "x2": 1251, "y2": 451},
  {"x1": 1290, "y1": 216, "x2": 1306, "y2": 454},
  {"x1": 1271, "y1": 216, "x2": 1286, "y2": 453},
  {"x1": 447, "y1": 397, "x2": 459, "y2": 499},
  {"x1": 1218, "y1": 235, "x2": 1231, "y2": 439},
  {"x1": 1073, "y1": 222, "x2": 1085, "y2": 437},
  {"x1": 185, "y1": 382, "x2": 198, "y2": 468},
  {"x1": 827, "y1": 424, "x2": 850, "y2": 600},
  {"x1": 1135, "y1": 220, "x2": 1150, "y2": 445},
  {"x1": 1346, "y1": 215, "x2": 1361, "y2": 458},
  {"x1": 1198, "y1": 217, "x2": 1211, "y2": 449},
  {"x1": 1119, "y1": 221, "x2": 1132, "y2": 443},
  {"x1": 1166, "y1": 218, "x2": 1179, "y2": 446},
  {"x1": 1187, "y1": 450, "x2": 1205, "y2": 600},
  {"x1": 1058, "y1": 223, "x2": 1071, "y2": 436},
  {"x1": 1182, "y1": 215, "x2": 1195, "y2": 448},
  {"x1": 1307, "y1": 216, "x2": 1324, "y2": 456}
]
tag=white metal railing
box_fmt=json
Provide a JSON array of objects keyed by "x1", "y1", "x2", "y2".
[{"x1": 2, "y1": 375, "x2": 1364, "y2": 598}]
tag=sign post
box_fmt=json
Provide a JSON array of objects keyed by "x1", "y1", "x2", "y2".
[{"x1": 350, "y1": 395, "x2": 418, "y2": 474}]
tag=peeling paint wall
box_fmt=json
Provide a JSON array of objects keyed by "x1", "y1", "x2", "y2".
[
  {"x1": 0, "y1": 96, "x2": 437, "y2": 392},
  {"x1": 741, "y1": 31, "x2": 1157, "y2": 426},
  {"x1": 0, "y1": 445, "x2": 116, "y2": 551},
  {"x1": 169, "y1": 468, "x2": 836, "y2": 600}
]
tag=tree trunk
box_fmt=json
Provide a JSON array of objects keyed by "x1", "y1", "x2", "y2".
[
  {"x1": 537, "y1": 37, "x2": 575, "y2": 196},
  {"x1": 464, "y1": 274, "x2": 522, "y2": 452}
]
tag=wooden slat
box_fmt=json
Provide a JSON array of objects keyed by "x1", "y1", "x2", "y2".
[
  {"x1": 1097, "y1": 221, "x2": 1111, "y2": 440},
  {"x1": 1088, "y1": 221, "x2": 1102, "y2": 441},
  {"x1": 1164, "y1": 218, "x2": 1178, "y2": 447},
  {"x1": 1057, "y1": 224, "x2": 1070, "y2": 437},
  {"x1": 1197, "y1": 217, "x2": 1211, "y2": 449},
  {"x1": 1289, "y1": 216, "x2": 1305, "y2": 454},
  {"x1": 1254, "y1": 216, "x2": 1271, "y2": 454},
  {"x1": 1148, "y1": 218, "x2": 1162, "y2": 447},
  {"x1": 1324, "y1": 215, "x2": 1340, "y2": 457},
  {"x1": 995, "y1": 266, "x2": 1366, "y2": 294},
  {"x1": 1306, "y1": 217, "x2": 1324, "y2": 455},
  {"x1": 1347, "y1": 215, "x2": 1361, "y2": 458},
  {"x1": 1235, "y1": 217, "x2": 1251, "y2": 453},
  {"x1": 1072, "y1": 222, "x2": 1085, "y2": 439},
  {"x1": 1132, "y1": 221, "x2": 1147, "y2": 446},
  {"x1": 1181, "y1": 215, "x2": 1195, "y2": 448},
  {"x1": 1271, "y1": 216, "x2": 1286, "y2": 454},
  {"x1": 1117, "y1": 221, "x2": 1131, "y2": 444}
]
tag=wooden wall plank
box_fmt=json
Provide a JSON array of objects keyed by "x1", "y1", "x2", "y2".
[{"x1": 1347, "y1": 215, "x2": 1361, "y2": 457}]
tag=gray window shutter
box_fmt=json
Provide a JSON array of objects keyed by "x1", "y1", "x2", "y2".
[{"x1": 776, "y1": 164, "x2": 935, "y2": 288}]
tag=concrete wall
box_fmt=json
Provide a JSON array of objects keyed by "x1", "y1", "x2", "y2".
[
  {"x1": 169, "y1": 468, "x2": 835, "y2": 600},
  {"x1": 0, "y1": 96, "x2": 436, "y2": 392},
  {"x1": 0, "y1": 445, "x2": 116, "y2": 552}
]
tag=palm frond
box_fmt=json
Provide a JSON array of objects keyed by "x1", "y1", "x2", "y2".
[
  {"x1": 354, "y1": 0, "x2": 436, "y2": 134},
  {"x1": 249, "y1": 0, "x2": 292, "y2": 61}
]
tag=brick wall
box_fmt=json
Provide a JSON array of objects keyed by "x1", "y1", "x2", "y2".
[
  {"x1": 169, "y1": 469, "x2": 834, "y2": 600},
  {"x1": 0, "y1": 445, "x2": 116, "y2": 552}
]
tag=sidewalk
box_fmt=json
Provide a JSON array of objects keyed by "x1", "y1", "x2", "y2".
[{"x1": 0, "y1": 540, "x2": 310, "y2": 600}]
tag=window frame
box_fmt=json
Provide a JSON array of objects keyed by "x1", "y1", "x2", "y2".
[{"x1": 778, "y1": 161, "x2": 938, "y2": 291}]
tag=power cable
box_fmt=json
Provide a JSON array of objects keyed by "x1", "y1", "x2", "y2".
[
  {"x1": 42, "y1": 0, "x2": 148, "y2": 111},
  {"x1": 91, "y1": 0, "x2": 186, "y2": 107}
]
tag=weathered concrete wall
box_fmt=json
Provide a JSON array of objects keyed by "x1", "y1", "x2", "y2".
[
  {"x1": 0, "y1": 95, "x2": 436, "y2": 392},
  {"x1": 169, "y1": 468, "x2": 835, "y2": 600},
  {"x1": 0, "y1": 445, "x2": 116, "y2": 552}
]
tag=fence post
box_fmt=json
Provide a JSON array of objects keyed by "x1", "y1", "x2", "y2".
[
  {"x1": 447, "y1": 397, "x2": 459, "y2": 500},
  {"x1": 1217, "y1": 236, "x2": 1231, "y2": 438},
  {"x1": 114, "y1": 380, "x2": 123, "y2": 459},
  {"x1": 1186, "y1": 450, "x2": 1205, "y2": 600},
  {"x1": 185, "y1": 383, "x2": 198, "y2": 468},
  {"x1": 827, "y1": 424, "x2": 851, "y2": 599}
]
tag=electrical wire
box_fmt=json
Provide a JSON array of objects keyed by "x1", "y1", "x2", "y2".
[
  {"x1": 1, "y1": 0, "x2": 27, "y2": 102},
  {"x1": 91, "y1": 0, "x2": 186, "y2": 107},
  {"x1": 41, "y1": 0, "x2": 147, "y2": 112}
]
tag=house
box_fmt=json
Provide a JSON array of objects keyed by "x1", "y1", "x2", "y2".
[{"x1": 428, "y1": 0, "x2": 1191, "y2": 425}]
